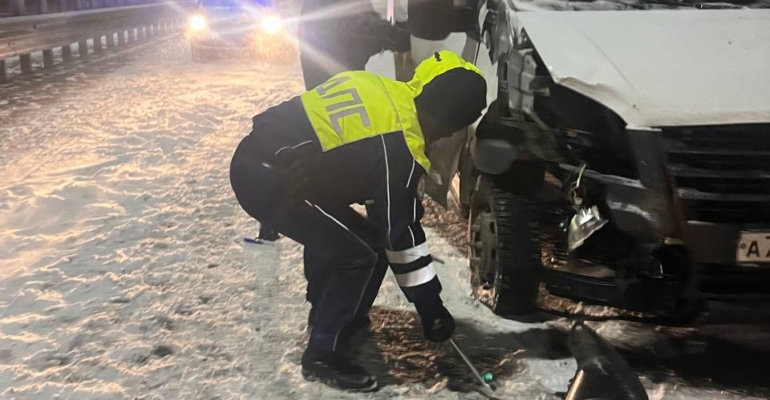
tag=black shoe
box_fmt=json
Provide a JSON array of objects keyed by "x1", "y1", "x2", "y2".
[
  {"x1": 257, "y1": 227, "x2": 281, "y2": 242},
  {"x1": 301, "y1": 347, "x2": 378, "y2": 392}
]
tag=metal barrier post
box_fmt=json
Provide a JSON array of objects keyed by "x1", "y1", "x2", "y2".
[
  {"x1": 79, "y1": 40, "x2": 89, "y2": 57},
  {"x1": 43, "y1": 49, "x2": 54, "y2": 68},
  {"x1": 94, "y1": 35, "x2": 103, "y2": 52},
  {"x1": 0, "y1": 2, "x2": 195, "y2": 82},
  {"x1": 62, "y1": 44, "x2": 72, "y2": 61},
  {"x1": 20, "y1": 54, "x2": 32, "y2": 74}
]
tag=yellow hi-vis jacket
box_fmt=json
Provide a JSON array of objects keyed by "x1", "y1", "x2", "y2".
[
  {"x1": 294, "y1": 50, "x2": 482, "y2": 290},
  {"x1": 299, "y1": 50, "x2": 483, "y2": 174}
]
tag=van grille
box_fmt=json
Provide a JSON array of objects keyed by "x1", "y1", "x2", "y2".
[{"x1": 662, "y1": 125, "x2": 770, "y2": 225}]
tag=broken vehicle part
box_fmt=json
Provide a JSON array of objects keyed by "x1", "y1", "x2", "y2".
[
  {"x1": 568, "y1": 206, "x2": 609, "y2": 252},
  {"x1": 565, "y1": 322, "x2": 649, "y2": 400}
]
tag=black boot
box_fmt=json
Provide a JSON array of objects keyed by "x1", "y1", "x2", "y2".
[
  {"x1": 257, "y1": 225, "x2": 281, "y2": 241},
  {"x1": 301, "y1": 347, "x2": 378, "y2": 392}
]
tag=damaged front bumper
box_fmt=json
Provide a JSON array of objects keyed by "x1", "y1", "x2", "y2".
[
  {"x1": 551, "y1": 126, "x2": 770, "y2": 312},
  {"x1": 559, "y1": 129, "x2": 680, "y2": 244},
  {"x1": 474, "y1": 120, "x2": 770, "y2": 315}
]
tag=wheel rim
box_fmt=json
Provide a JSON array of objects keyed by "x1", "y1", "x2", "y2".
[{"x1": 470, "y1": 207, "x2": 499, "y2": 291}]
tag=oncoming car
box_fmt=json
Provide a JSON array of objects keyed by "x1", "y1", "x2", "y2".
[{"x1": 187, "y1": 0, "x2": 293, "y2": 61}]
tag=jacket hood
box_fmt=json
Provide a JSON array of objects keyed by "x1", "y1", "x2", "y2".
[
  {"x1": 410, "y1": 51, "x2": 487, "y2": 144},
  {"x1": 408, "y1": 50, "x2": 484, "y2": 97}
]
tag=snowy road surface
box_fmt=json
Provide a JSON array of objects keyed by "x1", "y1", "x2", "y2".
[{"x1": 1, "y1": 35, "x2": 769, "y2": 400}]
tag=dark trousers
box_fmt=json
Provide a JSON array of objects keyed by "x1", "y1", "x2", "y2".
[
  {"x1": 304, "y1": 204, "x2": 389, "y2": 324},
  {"x1": 299, "y1": 41, "x2": 367, "y2": 91},
  {"x1": 230, "y1": 137, "x2": 387, "y2": 352},
  {"x1": 300, "y1": 51, "x2": 333, "y2": 91}
]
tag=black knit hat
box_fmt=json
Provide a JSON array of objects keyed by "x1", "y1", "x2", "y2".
[{"x1": 414, "y1": 67, "x2": 487, "y2": 144}]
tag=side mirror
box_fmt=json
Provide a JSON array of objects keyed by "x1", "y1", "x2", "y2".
[{"x1": 407, "y1": 0, "x2": 480, "y2": 41}]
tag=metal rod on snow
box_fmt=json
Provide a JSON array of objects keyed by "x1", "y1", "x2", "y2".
[{"x1": 449, "y1": 338, "x2": 497, "y2": 391}]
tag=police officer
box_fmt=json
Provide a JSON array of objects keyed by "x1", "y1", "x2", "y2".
[
  {"x1": 298, "y1": 0, "x2": 411, "y2": 90},
  {"x1": 229, "y1": 51, "x2": 486, "y2": 391}
]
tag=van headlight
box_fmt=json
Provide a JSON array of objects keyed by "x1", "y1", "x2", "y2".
[{"x1": 260, "y1": 14, "x2": 282, "y2": 35}]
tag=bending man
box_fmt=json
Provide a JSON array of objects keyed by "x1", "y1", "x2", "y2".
[{"x1": 229, "y1": 51, "x2": 486, "y2": 392}]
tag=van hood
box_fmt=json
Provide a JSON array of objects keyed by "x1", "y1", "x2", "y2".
[{"x1": 514, "y1": 9, "x2": 770, "y2": 127}]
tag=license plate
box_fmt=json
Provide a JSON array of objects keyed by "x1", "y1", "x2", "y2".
[{"x1": 736, "y1": 232, "x2": 770, "y2": 263}]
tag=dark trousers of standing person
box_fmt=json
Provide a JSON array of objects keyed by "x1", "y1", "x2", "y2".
[
  {"x1": 229, "y1": 135, "x2": 387, "y2": 351},
  {"x1": 297, "y1": 16, "x2": 364, "y2": 91},
  {"x1": 299, "y1": 49, "x2": 362, "y2": 91}
]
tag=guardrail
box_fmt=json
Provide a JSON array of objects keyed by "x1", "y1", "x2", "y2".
[
  {"x1": 0, "y1": 2, "x2": 193, "y2": 82},
  {"x1": 0, "y1": 0, "x2": 174, "y2": 18},
  {"x1": 1, "y1": 0, "x2": 173, "y2": 18}
]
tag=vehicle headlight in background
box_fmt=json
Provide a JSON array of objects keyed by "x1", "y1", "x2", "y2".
[
  {"x1": 260, "y1": 15, "x2": 282, "y2": 35},
  {"x1": 190, "y1": 14, "x2": 208, "y2": 31}
]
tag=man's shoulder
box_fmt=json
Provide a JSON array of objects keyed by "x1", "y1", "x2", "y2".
[
  {"x1": 255, "y1": 94, "x2": 297, "y2": 115},
  {"x1": 252, "y1": 96, "x2": 308, "y2": 129}
]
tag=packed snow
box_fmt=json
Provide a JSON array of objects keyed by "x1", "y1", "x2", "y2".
[{"x1": 0, "y1": 30, "x2": 768, "y2": 400}]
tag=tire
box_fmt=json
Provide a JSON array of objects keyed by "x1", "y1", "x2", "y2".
[{"x1": 469, "y1": 175, "x2": 540, "y2": 317}]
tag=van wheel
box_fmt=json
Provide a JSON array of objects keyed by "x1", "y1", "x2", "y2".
[{"x1": 469, "y1": 176, "x2": 540, "y2": 317}]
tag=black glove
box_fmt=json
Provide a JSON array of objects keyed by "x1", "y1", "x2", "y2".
[
  {"x1": 391, "y1": 21, "x2": 411, "y2": 53},
  {"x1": 418, "y1": 302, "x2": 455, "y2": 342}
]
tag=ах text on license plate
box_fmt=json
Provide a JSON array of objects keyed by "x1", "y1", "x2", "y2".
[{"x1": 737, "y1": 232, "x2": 770, "y2": 263}]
